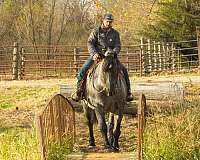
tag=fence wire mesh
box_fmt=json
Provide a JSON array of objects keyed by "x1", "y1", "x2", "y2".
[{"x1": 0, "y1": 41, "x2": 199, "y2": 80}]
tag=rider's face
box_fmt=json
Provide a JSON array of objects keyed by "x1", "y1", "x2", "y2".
[{"x1": 103, "y1": 19, "x2": 113, "y2": 29}]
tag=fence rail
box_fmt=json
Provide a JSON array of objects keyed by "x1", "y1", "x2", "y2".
[{"x1": 0, "y1": 38, "x2": 199, "y2": 80}]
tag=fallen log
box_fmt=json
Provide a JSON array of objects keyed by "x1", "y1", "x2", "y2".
[
  {"x1": 132, "y1": 80, "x2": 184, "y2": 101},
  {"x1": 59, "y1": 90, "x2": 137, "y2": 115},
  {"x1": 59, "y1": 80, "x2": 184, "y2": 115}
]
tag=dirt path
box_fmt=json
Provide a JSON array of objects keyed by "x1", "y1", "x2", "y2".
[
  {"x1": 74, "y1": 112, "x2": 137, "y2": 153},
  {"x1": 0, "y1": 75, "x2": 200, "y2": 88},
  {"x1": 132, "y1": 75, "x2": 200, "y2": 84}
]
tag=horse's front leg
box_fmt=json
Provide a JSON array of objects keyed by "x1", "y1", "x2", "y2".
[
  {"x1": 83, "y1": 105, "x2": 96, "y2": 148},
  {"x1": 108, "y1": 113, "x2": 114, "y2": 146},
  {"x1": 95, "y1": 110, "x2": 110, "y2": 149},
  {"x1": 113, "y1": 113, "x2": 123, "y2": 151}
]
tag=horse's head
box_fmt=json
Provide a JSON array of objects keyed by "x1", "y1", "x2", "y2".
[
  {"x1": 102, "y1": 51, "x2": 117, "y2": 71},
  {"x1": 100, "y1": 51, "x2": 119, "y2": 96}
]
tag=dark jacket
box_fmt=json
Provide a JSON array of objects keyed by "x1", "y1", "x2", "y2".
[{"x1": 87, "y1": 26, "x2": 121, "y2": 57}]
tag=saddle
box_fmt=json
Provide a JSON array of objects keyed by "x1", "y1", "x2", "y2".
[
  {"x1": 79, "y1": 57, "x2": 124, "y2": 100},
  {"x1": 79, "y1": 61, "x2": 100, "y2": 99}
]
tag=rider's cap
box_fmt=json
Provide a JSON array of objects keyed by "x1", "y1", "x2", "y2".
[{"x1": 103, "y1": 13, "x2": 114, "y2": 21}]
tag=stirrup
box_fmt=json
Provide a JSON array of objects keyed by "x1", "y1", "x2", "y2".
[
  {"x1": 126, "y1": 93, "x2": 133, "y2": 102},
  {"x1": 71, "y1": 90, "x2": 83, "y2": 102}
]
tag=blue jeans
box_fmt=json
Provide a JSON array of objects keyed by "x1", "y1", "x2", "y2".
[
  {"x1": 77, "y1": 56, "x2": 130, "y2": 91},
  {"x1": 77, "y1": 57, "x2": 94, "y2": 86},
  {"x1": 120, "y1": 64, "x2": 131, "y2": 92}
]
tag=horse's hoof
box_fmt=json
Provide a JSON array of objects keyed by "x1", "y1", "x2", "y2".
[
  {"x1": 111, "y1": 146, "x2": 119, "y2": 152},
  {"x1": 104, "y1": 148, "x2": 113, "y2": 153},
  {"x1": 88, "y1": 145, "x2": 96, "y2": 150},
  {"x1": 103, "y1": 145, "x2": 113, "y2": 152}
]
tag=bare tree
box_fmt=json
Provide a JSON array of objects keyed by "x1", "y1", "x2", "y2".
[
  {"x1": 47, "y1": 0, "x2": 56, "y2": 46},
  {"x1": 28, "y1": 0, "x2": 37, "y2": 46}
]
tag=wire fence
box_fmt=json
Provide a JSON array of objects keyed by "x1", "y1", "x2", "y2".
[{"x1": 0, "y1": 40, "x2": 199, "y2": 80}]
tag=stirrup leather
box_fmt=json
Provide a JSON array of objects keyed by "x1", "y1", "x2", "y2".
[{"x1": 71, "y1": 89, "x2": 83, "y2": 102}]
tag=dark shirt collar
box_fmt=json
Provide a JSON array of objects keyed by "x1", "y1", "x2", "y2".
[{"x1": 100, "y1": 24, "x2": 112, "y2": 33}]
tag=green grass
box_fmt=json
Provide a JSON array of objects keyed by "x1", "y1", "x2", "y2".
[
  {"x1": 47, "y1": 137, "x2": 74, "y2": 160},
  {"x1": 143, "y1": 95, "x2": 200, "y2": 160},
  {"x1": 0, "y1": 87, "x2": 57, "y2": 109},
  {"x1": 0, "y1": 127, "x2": 41, "y2": 160},
  {"x1": 0, "y1": 102, "x2": 14, "y2": 109},
  {"x1": 0, "y1": 81, "x2": 73, "y2": 160}
]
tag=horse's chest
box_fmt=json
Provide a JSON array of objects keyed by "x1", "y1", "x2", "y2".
[{"x1": 98, "y1": 96, "x2": 124, "y2": 113}]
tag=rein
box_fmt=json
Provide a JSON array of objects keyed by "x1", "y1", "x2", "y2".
[
  {"x1": 92, "y1": 81, "x2": 106, "y2": 93},
  {"x1": 92, "y1": 61, "x2": 119, "y2": 95},
  {"x1": 92, "y1": 61, "x2": 107, "y2": 94}
]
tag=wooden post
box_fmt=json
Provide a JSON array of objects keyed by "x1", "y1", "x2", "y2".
[
  {"x1": 140, "y1": 37, "x2": 144, "y2": 76},
  {"x1": 177, "y1": 47, "x2": 182, "y2": 70},
  {"x1": 12, "y1": 42, "x2": 19, "y2": 80},
  {"x1": 196, "y1": 26, "x2": 200, "y2": 67},
  {"x1": 153, "y1": 41, "x2": 157, "y2": 71},
  {"x1": 138, "y1": 93, "x2": 146, "y2": 160},
  {"x1": 147, "y1": 39, "x2": 152, "y2": 72},
  {"x1": 21, "y1": 48, "x2": 25, "y2": 78},
  {"x1": 158, "y1": 42, "x2": 162, "y2": 71},
  {"x1": 35, "y1": 94, "x2": 75, "y2": 160},
  {"x1": 126, "y1": 47, "x2": 129, "y2": 71},
  {"x1": 36, "y1": 115, "x2": 46, "y2": 160},
  {"x1": 171, "y1": 43, "x2": 176, "y2": 72},
  {"x1": 166, "y1": 43, "x2": 169, "y2": 70},
  {"x1": 18, "y1": 47, "x2": 22, "y2": 80},
  {"x1": 73, "y1": 108, "x2": 76, "y2": 144},
  {"x1": 18, "y1": 47, "x2": 25, "y2": 80},
  {"x1": 162, "y1": 43, "x2": 166, "y2": 70},
  {"x1": 74, "y1": 47, "x2": 79, "y2": 74}
]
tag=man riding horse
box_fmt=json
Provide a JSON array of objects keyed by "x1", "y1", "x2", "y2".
[{"x1": 72, "y1": 13, "x2": 133, "y2": 102}]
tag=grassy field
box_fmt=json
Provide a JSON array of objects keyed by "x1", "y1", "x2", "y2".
[
  {"x1": 143, "y1": 81, "x2": 200, "y2": 159},
  {"x1": 0, "y1": 76, "x2": 200, "y2": 160},
  {"x1": 0, "y1": 79, "x2": 69, "y2": 160}
]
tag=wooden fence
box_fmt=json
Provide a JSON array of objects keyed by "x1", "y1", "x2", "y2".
[
  {"x1": 0, "y1": 45, "x2": 14, "y2": 80},
  {"x1": 35, "y1": 94, "x2": 75, "y2": 160},
  {"x1": 35, "y1": 91, "x2": 147, "y2": 159},
  {"x1": 0, "y1": 39, "x2": 199, "y2": 80},
  {"x1": 138, "y1": 94, "x2": 147, "y2": 160}
]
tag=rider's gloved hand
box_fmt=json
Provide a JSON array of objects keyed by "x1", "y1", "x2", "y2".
[
  {"x1": 105, "y1": 49, "x2": 117, "y2": 58},
  {"x1": 92, "y1": 53, "x2": 100, "y2": 61},
  {"x1": 113, "y1": 51, "x2": 118, "y2": 58}
]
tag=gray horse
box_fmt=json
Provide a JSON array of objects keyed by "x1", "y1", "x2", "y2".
[{"x1": 82, "y1": 51, "x2": 127, "y2": 151}]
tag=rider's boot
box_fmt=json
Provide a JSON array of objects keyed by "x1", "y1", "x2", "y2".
[
  {"x1": 120, "y1": 64, "x2": 134, "y2": 102},
  {"x1": 126, "y1": 89, "x2": 134, "y2": 102}
]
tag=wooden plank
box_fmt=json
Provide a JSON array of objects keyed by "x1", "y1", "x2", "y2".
[
  {"x1": 138, "y1": 94, "x2": 146, "y2": 160},
  {"x1": 36, "y1": 94, "x2": 75, "y2": 160},
  {"x1": 65, "y1": 152, "x2": 136, "y2": 160},
  {"x1": 35, "y1": 115, "x2": 46, "y2": 160}
]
